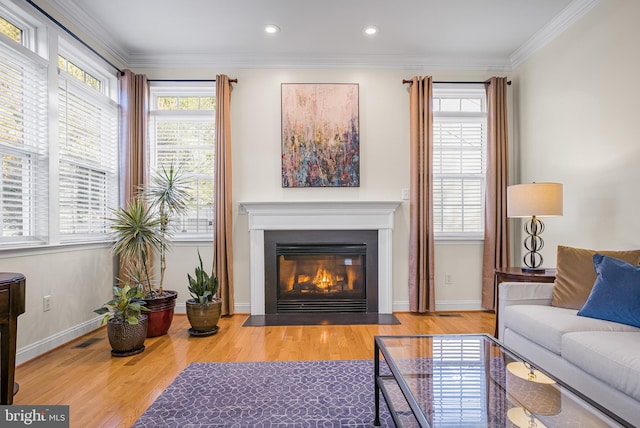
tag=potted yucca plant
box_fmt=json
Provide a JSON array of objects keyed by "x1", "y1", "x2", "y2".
[
  {"x1": 94, "y1": 284, "x2": 149, "y2": 357},
  {"x1": 110, "y1": 164, "x2": 190, "y2": 337},
  {"x1": 186, "y1": 250, "x2": 221, "y2": 336}
]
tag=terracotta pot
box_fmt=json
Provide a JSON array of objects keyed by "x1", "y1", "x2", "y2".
[
  {"x1": 107, "y1": 315, "x2": 147, "y2": 357},
  {"x1": 142, "y1": 290, "x2": 178, "y2": 337},
  {"x1": 186, "y1": 298, "x2": 222, "y2": 335}
]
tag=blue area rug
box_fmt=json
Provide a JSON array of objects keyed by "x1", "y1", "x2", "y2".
[{"x1": 133, "y1": 359, "x2": 396, "y2": 427}]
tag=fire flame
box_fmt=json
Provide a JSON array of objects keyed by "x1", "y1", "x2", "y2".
[{"x1": 313, "y1": 267, "x2": 334, "y2": 289}]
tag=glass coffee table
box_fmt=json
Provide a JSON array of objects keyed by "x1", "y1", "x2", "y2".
[{"x1": 374, "y1": 334, "x2": 631, "y2": 427}]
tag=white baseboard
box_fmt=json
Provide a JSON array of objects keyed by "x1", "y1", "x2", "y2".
[
  {"x1": 393, "y1": 301, "x2": 410, "y2": 312},
  {"x1": 174, "y1": 302, "x2": 186, "y2": 314},
  {"x1": 17, "y1": 316, "x2": 103, "y2": 366},
  {"x1": 435, "y1": 300, "x2": 484, "y2": 311},
  {"x1": 393, "y1": 300, "x2": 484, "y2": 312},
  {"x1": 233, "y1": 302, "x2": 252, "y2": 314},
  {"x1": 175, "y1": 302, "x2": 251, "y2": 315}
]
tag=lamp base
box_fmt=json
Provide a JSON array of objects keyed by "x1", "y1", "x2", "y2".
[{"x1": 521, "y1": 267, "x2": 546, "y2": 273}]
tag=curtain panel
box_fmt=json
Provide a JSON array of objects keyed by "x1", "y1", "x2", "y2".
[
  {"x1": 481, "y1": 77, "x2": 511, "y2": 310},
  {"x1": 118, "y1": 70, "x2": 149, "y2": 282},
  {"x1": 408, "y1": 76, "x2": 435, "y2": 313},
  {"x1": 214, "y1": 75, "x2": 235, "y2": 316},
  {"x1": 118, "y1": 70, "x2": 148, "y2": 205}
]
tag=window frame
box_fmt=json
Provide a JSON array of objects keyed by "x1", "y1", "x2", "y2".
[
  {"x1": 56, "y1": 40, "x2": 118, "y2": 243},
  {"x1": 432, "y1": 84, "x2": 487, "y2": 241},
  {"x1": 0, "y1": 4, "x2": 37, "y2": 52},
  {"x1": 0, "y1": 8, "x2": 48, "y2": 247},
  {"x1": 0, "y1": 1, "x2": 120, "y2": 252},
  {"x1": 148, "y1": 82, "x2": 216, "y2": 242}
]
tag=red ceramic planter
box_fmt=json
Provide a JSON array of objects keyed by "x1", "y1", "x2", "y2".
[{"x1": 143, "y1": 290, "x2": 178, "y2": 337}]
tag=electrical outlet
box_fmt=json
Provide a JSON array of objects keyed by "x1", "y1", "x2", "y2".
[
  {"x1": 43, "y1": 295, "x2": 51, "y2": 312},
  {"x1": 401, "y1": 188, "x2": 410, "y2": 200},
  {"x1": 445, "y1": 273, "x2": 453, "y2": 285}
]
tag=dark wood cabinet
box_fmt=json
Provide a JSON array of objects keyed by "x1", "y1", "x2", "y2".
[{"x1": 0, "y1": 273, "x2": 25, "y2": 404}]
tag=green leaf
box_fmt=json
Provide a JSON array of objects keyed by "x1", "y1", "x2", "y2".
[{"x1": 187, "y1": 250, "x2": 219, "y2": 302}]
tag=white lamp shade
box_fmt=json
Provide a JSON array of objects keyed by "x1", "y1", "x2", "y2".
[{"x1": 507, "y1": 183, "x2": 563, "y2": 218}]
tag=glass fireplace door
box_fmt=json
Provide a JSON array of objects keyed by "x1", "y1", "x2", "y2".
[{"x1": 276, "y1": 244, "x2": 366, "y2": 312}]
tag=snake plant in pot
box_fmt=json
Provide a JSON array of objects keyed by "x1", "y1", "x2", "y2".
[
  {"x1": 186, "y1": 250, "x2": 221, "y2": 336},
  {"x1": 110, "y1": 164, "x2": 190, "y2": 337},
  {"x1": 94, "y1": 284, "x2": 149, "y2": 357}
]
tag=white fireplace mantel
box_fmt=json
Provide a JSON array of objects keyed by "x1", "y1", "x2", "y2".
[{"x1": 239, "y1": 201, "x2": 401, "y2": 315}]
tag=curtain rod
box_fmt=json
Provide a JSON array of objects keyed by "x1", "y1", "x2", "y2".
[
  {"x1": 147, "y1": 79, "x2": 238, "y2": 83},
  {"x1": 25, "y1": 0, "x2": 123, "y2": 74},
  {"x1": 402, "y1": 79, "x2": 512, "y2": 85}
]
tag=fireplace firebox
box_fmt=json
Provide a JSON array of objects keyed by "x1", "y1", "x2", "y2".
[{"x1": 264, "y1": 230, "x2": 378, "y2": 314}]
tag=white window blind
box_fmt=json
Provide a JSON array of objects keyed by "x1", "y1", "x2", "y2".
[
  {"x1": 433, "y1": 86, "x2": 487, "y2": 238},
  {"x1": 149, "y1": 85, "x2": 215, "y2": 237},
  {"x1": 0, "y1": 38, "x2": 48, "y2": 244},
  {"x1": 58, "y1": 66, "x2": 118, "y2": 241},
  {"x1": 432, "y1": 337, "x2": 487, "y2": 426}
]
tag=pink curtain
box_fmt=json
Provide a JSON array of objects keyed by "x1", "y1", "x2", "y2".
[
  {"x1": 408, "y1": 76, "x2": 435, "y2": 313},
  {"x1": 215, "y1": 75, "x2": 235, "y2": 316},
  {"x1": 118, "y1": 70, "x2": 148, "y2": 205},
  {"x1": 481, "y1": 77, "x2": 511, "y2": 310}
]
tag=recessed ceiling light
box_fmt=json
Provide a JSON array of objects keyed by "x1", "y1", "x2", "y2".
[
  {"x1": 265, "y1": 24, "x2": 280, "y2": 34},
  {"x1": 363, "y1": 26, "x2": 378, "y2": 36}
]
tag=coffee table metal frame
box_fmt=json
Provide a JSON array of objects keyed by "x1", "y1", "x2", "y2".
[{"x1": 373, "y1": 333, "x2": 630, "y2": 427}]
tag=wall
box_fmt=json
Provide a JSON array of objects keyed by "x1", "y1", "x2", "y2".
[
  {"x1": 0, "y1": 246, "x2": 114, "y2": 364},
  {"x1": 146, "y1": 68, "x2": 502, "y2": 313},
  {"x1": 512, "y1": 0, "x2": 640, "y2": 263}
]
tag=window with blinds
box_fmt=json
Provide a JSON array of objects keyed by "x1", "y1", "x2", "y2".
[
  {"x1": 149, "y1": 84, "x2": 215, "y2": 237},
  {"x1": 0, "y1": 14, "x2": 48, "y2": 244},
  {"x1": 433, "y1": 86, "x2": 487, "y2": 239},
  {"x1": 1, "y1": 3, "x2": 119, "y2": 249},
  {"x1": 431, "y1": 337, "x2": 487, "y2": 425},
  {"x1": 58, "y1": 53, "x2": 118, "y2": 241}
]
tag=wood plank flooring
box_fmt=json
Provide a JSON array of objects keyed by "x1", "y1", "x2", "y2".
[{"x1": 14, "y1": 311, "x2": 495, "y2": 428}]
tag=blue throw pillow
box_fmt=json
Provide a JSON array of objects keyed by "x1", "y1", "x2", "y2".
[{"x1": 577, "y1": 254, "x2": 640, "y2": 328}]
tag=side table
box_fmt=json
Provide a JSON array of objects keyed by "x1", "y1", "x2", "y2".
[{"x1": 494, "y1": 267, "x2": 556, "y2": 338}]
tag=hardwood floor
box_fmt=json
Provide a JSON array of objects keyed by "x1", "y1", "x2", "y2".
[{"x1": 14, "y1": 311, "x2": 495, "y2": 428}]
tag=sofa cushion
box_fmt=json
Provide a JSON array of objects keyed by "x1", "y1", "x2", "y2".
[
  {"x1": 551, "y1": 245, "x2": 640, "y2": 309},
  {"x1": 578, "y1": 254, "x2": 640, "y2": 328},
  {"x1": 503, "y1": 305, "x2": 640, "y2": 355},
  {"x1": 562, "y1": 331, "x2": 640, "y2": 402}
]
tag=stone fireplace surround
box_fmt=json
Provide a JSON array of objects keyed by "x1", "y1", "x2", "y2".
[{"x1": 239, "y1": 201, "x2": 401, "y2": 316}]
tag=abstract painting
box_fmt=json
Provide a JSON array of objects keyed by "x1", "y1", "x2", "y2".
[{"x1": 281, "y1": 83, "x2": 359, "y2": 187}]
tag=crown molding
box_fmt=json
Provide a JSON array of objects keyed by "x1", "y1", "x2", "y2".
[
  {"x1": 510, "y1": 0, "x2": 601, "y2": 69},
  {"x1": 127, "y1": 52, "x2": 513, "y2": 71},
  {"x1": 45, "y1": 0, "x2": 130, "y2": 67}
]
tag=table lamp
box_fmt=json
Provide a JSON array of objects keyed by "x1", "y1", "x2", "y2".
[{"x1": 507, "y1": 183, "x2": 563, "y2": 272}]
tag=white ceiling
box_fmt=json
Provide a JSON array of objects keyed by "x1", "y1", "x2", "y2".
[{"x1": 43, "y1": 0, "x2": 598, "y2": 70}]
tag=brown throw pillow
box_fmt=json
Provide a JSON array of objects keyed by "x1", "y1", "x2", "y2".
[{"x1": 552, "y1": 245, "x2": 640, "y2": 309}]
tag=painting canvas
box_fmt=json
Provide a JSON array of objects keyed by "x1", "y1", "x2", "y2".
[{"x1": 281, "y1": 83, "x2": 359, "y2": 187}]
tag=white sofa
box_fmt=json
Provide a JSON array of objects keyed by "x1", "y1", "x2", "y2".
[{"x1": 498, "y1": 281, "x2": 640, "y2": 426}]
